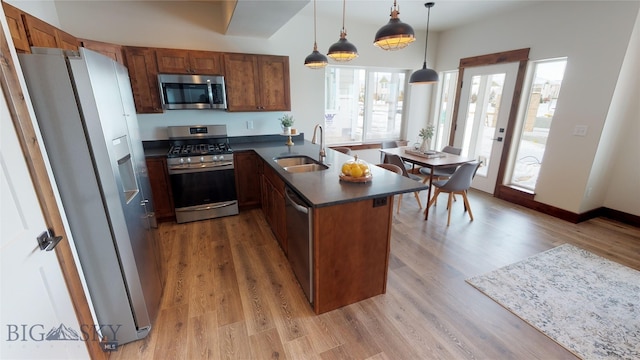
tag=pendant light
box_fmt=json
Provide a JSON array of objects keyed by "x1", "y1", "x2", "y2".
[
  {"x1": 410, "y1": 2, "x2": 439, "y2": 84},
  {"x1": 327, "y1": 0, "x2": 358, "y2": 62},
  {"x1": 373, "y1": 0, "x2": 415, "y2": 50},
  {"x1": 304, "y1": 0, "x2": 328, "y2": 69}
]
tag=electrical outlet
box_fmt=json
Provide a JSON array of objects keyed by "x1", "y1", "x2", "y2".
[
  {"x1": 247, "y1": 120, "x2": 254, "y2": 130},
  {"x1": 573, "y1": 125, "x2": 588, "y2": 136}
]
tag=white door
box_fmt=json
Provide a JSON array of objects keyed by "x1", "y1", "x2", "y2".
[
  {"x1": 0, "y1": 86, "x2": 89, "y2": 358},
  {"x1": 453, "y1": 62, "x2": 519, "y2": 194}
]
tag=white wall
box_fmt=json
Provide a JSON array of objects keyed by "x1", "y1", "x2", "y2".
[
  {"x1": 600, "y1": 10, "x2": 640, "y2": 216},
  {"x1": 12, "y1": 0, "x2": 434, "y2": 141},
  {"x1": 8, "y1": 0, "x2": 639, "y2": 216},
  {"x1": 436, "y1": 1, "x2": 639, "y2": 215}
]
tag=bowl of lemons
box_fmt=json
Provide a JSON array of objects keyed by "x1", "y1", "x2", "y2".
[{"x1": 339, "y1": 155, "x2": 372, "y2": 183}]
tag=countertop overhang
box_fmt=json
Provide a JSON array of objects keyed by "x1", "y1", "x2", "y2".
[{"x1": 242, "y1": 140, "x2": 429, "y2": 208}]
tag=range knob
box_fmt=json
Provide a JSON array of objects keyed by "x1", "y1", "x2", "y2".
[
  {"x1": 179, "y1": 158, "x2": 185, "y2": 164},
  {"x1": 219, "y1": 155, "x2": 225, "y2": 161},
  {"x1": 186, "y1": 157, "x2": 192, "y2": 164},
  {"x1": 212, "y1": 155, "x2": 219, "y2": 162},
  {"x1": 200, "y1": 156, "x2": 205, "y2": 163}
]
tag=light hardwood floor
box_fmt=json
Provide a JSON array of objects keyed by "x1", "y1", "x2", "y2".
[{"x1": 110, "y1": 190, "x2": 640, "y2": 359}]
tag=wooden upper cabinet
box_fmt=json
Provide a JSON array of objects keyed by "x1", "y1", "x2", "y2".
[
  {"x1": 224, "y1": 53, "x2": 290, "y2": 112},
  {"x1": 80, "y1": 39, "x2": 124, "y2": 65},
  {"x1": 156, "y1": 48, "x2": 224, "y2": 75},
  {"x1": 56, "y1": 28, "x2": 79, "y2": 51},
  {"x1": 122, "y1": 46, "x2": 163, "y2": 113},
  {"x1": 257, "y1": 55, "x2": 290, "y2": 111},
  {"x1": 3, "y1": 2, "x2": 30, "y2": 53},
  {"x1": 21, "y1": 13, "x2": 79, "y2": 50}
]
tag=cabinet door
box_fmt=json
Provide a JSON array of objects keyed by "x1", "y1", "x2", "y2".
[
  {"x1": 55, "y1": 28, "x2": 79, "y2": 51},
  {"x1": 155, "y1": 48, "x2": 191, "y2": 73},
  {"x1": 257, "y1": 55, "x2": 290, "y2": 111},
  {"x1": 22, "y1": 13, "x2": 58, "y2": 48},
  {"x1": 224, "y1": 53, "x2": 261, "y2": 111},
  {"x1": 234, "y1": 151, "x2": 261, "y2": 209},
  {"x1": 145, "y1": 157, "x2": 175, "y2": 221},
  {"x1": 80, "y1": 39, "x2": 124, "y2": 64},
  {"x1": 189, "y1": 51, "x2": 224, "y2": 75},
  {"x1": 123, "y1": 46, "x2": 163, "y2": 113},
  {"x1": 3, "y1": 2, "x2": 30, "y2": 53}
]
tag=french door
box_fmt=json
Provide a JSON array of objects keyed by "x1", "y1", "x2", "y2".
[{"x1": 452, "y1": 62, "x2": 519, "y2": 194}]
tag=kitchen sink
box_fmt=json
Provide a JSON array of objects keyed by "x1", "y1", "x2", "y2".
[{"x1": 274, "y1": 156, "x2": 329, "y2": 173}]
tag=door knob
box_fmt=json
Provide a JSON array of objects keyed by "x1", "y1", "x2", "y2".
[
  {"x1": 37, "y1": 229, "x2": 63, "y2": 251},
  {"x1": 492, "y1": 137, "x2": 503, "y2": 142}
]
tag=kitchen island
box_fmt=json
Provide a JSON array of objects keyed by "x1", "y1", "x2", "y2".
[{"x1": 239, "y1": 140, "x2": 428, "y2": 314}]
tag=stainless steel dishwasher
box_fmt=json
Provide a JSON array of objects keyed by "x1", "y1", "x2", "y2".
[{"x1": 284, "y1": 186, "x2": 313, "y2": 304}]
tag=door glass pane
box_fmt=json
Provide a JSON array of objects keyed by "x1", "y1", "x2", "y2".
[
  {"x1": 509, "y1": 59, "x2": 567, "y2": 190},
  {"x1": 461, "y1": 73, "x2": 506, "y2": 177}
]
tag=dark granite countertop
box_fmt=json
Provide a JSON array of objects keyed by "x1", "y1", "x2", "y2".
[
  {"x1": 144, "y1": 134, "x2": 428, "y2": 208},
  {"x1": 247, "y1": 140, "x2": 429, "y2": 209}
]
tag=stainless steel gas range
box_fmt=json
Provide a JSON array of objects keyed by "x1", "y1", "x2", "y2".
[{"x1": 166, "y1": 125, "x2": 238, "y2": 223}]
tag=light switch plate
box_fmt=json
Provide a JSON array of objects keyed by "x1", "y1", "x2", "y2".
[{"x1": 573, "y1": 125, "x2": 588, "y2": 136}]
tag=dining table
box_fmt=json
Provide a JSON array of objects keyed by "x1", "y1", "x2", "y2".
[{"x1": 379, "y1": 147, "x2": 474, "y2": 220}]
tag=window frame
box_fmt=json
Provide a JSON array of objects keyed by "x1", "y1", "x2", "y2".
[{"x1": 324, "y1": 65, "x2": 411, "y2": 145}]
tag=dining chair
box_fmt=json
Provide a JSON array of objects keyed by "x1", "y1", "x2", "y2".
[
  {"x1": 383, "y1": 154, "x2": 423, "y2": 213},
  {"x1": 332, "y1": 147, "x2": 352, "y2": 155},
  {"x1": 425, "y1": 161, "x2": 480, "y2": 226},
  {"x1": 419, "y1": 146, "x2": 463, "y2": 184},
  {"x1": 380, "y1": 140, "x2": 412, "y2": 170}
]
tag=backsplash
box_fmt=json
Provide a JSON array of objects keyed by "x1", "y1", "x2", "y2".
[{"x1": 137, "y1": 110, "x2": 284, "y2": 140}]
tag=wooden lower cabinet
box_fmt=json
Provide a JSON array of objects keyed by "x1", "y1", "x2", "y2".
[
  {"x1": 261, "y1": 164, "x2": 286, "y2": 252},
  {"x1": 234, "y1": 151, "x2": 261, "y2": 209},
  {"x1": 145, "y1": 157, "x2": 175, "y2": 222},
  {"x1": 313, "y1": 196, "x2": 393, "y2": 314}
]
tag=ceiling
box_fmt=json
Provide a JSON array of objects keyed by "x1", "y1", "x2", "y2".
[{"x1": 225, "y1": 0, "x2": 539, "y2": 37}]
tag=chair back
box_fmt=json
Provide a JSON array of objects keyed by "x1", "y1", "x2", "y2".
[
  {"x1": 383, "y1": 154, "x2": 411, "y2": 178},
  {"x1": 442, "y1": 146, "x2": 462, "y2": 155},
  {"x1": 376, "y1": 163, "x2": 403, "y2": 175},
  {"x1": 381, "y1": 140, "x2": 400, "y2": 149},
  {"x1": 437, "y1": 161, "x2": 480, "y2": 192},
  {"x1": 332, "y1": 147, "x2": 352, "y2": 155}
]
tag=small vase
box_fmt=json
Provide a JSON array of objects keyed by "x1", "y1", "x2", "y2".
[
  {"x1": 419, "y1": 138, "x2": 430, "y2": 153},
  {"x1": 283, "y1": 126, "x2": 291, "y2": 135}
]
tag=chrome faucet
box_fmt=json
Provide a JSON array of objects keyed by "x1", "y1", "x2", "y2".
[{"x1": 312, "y1": 124, "x2": 326, "y2": 163}]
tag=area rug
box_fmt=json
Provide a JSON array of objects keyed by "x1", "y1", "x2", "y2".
[{"x1": 466, "y1": 244, "x2": 640, "y2": 359}]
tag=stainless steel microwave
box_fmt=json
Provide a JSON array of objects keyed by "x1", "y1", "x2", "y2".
[{"x1": 157, "y1": 74, "x2": 227, "y2": 110}]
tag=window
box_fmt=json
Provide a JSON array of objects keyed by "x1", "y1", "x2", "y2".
[
  {"x1": 508, "y1": 58, "x2": 567, "y2": 191},
  {"x1": 432, "y1": 70, "x2": 458, "y2": 151},
  {"x1": 324, "y1": 66, "x2": 408, "y2": 145}
]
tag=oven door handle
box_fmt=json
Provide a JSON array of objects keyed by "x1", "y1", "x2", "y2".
[
  {"x1": 168, "y1": 162, "x2": 234, "y2": 174},
  {"x1": 175, "y1": 201, "x2": 237, "y2": 212}
]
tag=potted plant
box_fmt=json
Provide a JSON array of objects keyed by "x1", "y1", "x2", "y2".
[
  {"x1": 280, "y1": 114, "x2": 294, "y2": 134},
  {"x1": 418, "y1": 125, "x2": 434, "y2": 152}
]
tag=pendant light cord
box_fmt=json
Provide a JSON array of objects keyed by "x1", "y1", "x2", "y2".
[
  {"x1": 341, "y1": 0, "x2": 346, "y2": 34},
  {"x1": 423, "y1": 4, "x2": 431, "y2": 65},
  {"x1": 313, "y1": 0, "x2": 318, "y2": 46}
]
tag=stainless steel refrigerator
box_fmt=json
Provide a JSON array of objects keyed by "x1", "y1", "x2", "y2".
[{"x1": 19, "y1": 48, "x2": 163, "y2": 346}]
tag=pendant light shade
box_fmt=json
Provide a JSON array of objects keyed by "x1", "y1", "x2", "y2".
[
  {"x1": 305, "y1": 0, "x2": 328, "y2": 69},
  {"x1": 410, "y1": 2, "x2": 439, "y2": 84},
  {"x1": 327, "y1": 0, "x2": 358, "y2": 62},
  {"x1": 373, "y1": 0, "x2": 415, "y2": 50}
]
